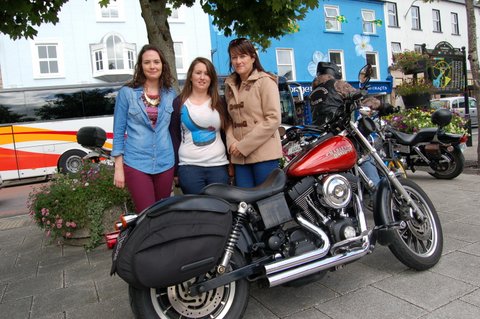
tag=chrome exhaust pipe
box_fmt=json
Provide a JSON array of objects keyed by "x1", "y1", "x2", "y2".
[
  {"x1": 264, "y1": 214, "x2": 330, "y2": 275},
  {"x1": 267, "y1": 238, "x2": 370, "y2": 287}
]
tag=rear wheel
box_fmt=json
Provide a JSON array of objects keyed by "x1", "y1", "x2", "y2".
[
  {"x1": 429, "y1": 148, "x2": 464, "y2": 179},
  {"x1": 58, "y1": 149, "x2": 86, "y2": 174},
  {"x1": 387, "y1": 178, "x2": 443, "y2": 270},
  {"x1": 129, "y1": 251, "x2": 249, "y2": 319}
]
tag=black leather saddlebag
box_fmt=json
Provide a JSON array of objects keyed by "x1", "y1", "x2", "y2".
[{"x1": 111, "y1": 195, "x2": 233, "y2": 289}]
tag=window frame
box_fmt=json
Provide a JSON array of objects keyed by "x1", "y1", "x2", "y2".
[
  {"x1": 89, "y1": 33, "x2": 136, "y2": 77},
  {"x1": 328, "y1": 50, "x2": 345, "y2": 80},
  {"x1": 31, "y1": 40, "x2": 65, "y2": 79},
  {"x1": 361, "y1": 9, "x2": 376, "y2": 35},
  {"x1": 432, "y1": 9, "x2": 442, "y2": 32},
  {"x1": 387, "y1": 2, "x2": 399, "y2": 27},
  {"x1": 95, "y1": 0, "x2": 125, "y2": 22},
  {"x1": 324, "y1": 5, "x2": 341, "y2": 32},
  {"x1": 173, "y1": 41, "x2": 186, "y2": 75},
  {"x1": 276, "y1": 48, "x2": 296, "y2": 81},
  {"x1": 414, "y1": 44, "x2": 423, "y2": 53},
  {"x1": 411, "y1": 6, "x2": 421, "y2": 30},
  {"x1": 167, "y1": 4, "x2": 185, "y2": 23},
  {"x1": 451, "y1": 12, "x2": 459, "y2": 35},
  {"x1": 391, "y1": 42, "x2": 402, "y2": 54},
  {"x1": 365, "y1": 52, "x2": 379, "y2": 80}
]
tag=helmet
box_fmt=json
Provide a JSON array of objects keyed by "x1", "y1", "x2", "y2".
[
  {"x1": 431, "y1": 108, "x2": 452, "y2": 127},
  {"x1": 316, "y1": 62, "x2": 342, "y2": 79}
]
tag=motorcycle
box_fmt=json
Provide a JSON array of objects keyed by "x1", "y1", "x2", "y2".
[
  {"x1": 79, "y1": 64, "x2": 443, "y2": 319},
  {"x1": 382, "y1": 108, "x2": 468, "y2": 179}
]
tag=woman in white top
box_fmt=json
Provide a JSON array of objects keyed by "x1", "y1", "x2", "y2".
[{"x1": 171, "y1": 57, "x2": 230, "y2": 194}]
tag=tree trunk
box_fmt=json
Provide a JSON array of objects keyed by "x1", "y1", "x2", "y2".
[
  {"x1": 139, "y1": 0, "x2": 179, "y2": 91},
  {"x1": 465, "y1": 0, "x2": 480, "y2": 166}
]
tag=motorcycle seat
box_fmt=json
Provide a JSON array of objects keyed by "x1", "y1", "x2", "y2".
[
  {"x1": 389, "y1": 128, "x2": 438, "y2": 145},
  {"x1": 201, "y1": 168, "x2": 287, "y2": 203}
]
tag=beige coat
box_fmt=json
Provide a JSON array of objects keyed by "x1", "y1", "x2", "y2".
[{"x1": 224, "y1": 70, "x2": 283, "y2": 165}]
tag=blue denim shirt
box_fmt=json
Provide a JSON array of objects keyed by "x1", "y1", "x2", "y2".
[{"x1": 112, "y1": 86, "x2": 176, "y2": 174}]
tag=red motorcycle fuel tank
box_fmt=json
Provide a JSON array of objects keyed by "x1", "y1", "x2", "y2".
[{"x1": 286, "y1": 135, "x2": 357, "y2": 178}]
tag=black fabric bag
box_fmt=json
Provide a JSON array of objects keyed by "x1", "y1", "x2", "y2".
[{"x1": 111, "y1": 195, "x2": 233, "y2": 289}]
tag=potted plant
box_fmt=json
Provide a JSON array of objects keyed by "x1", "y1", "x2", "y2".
[
  {"x1": 391, "y1": 50, "x2": 430, "y2": 75},
  {"x1": 28, "y1": 162, "x2": 133, "y2": 249},
  {"x1": 383, "y1": 107, "x2": 468, "y2": 135},
  {"x1": 395, "y1": 78, "x2": 435, "y2": 109}
]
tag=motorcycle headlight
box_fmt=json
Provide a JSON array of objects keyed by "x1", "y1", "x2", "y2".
[{"x1": 319, "y1": 174, "x2": 352, "y2": 209}]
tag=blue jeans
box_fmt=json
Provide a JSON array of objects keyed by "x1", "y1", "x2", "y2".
[
  {"x1": 360, "y1": 156, "x2": 381, "y2": 189},
  {"x1": 178, "y1": 165, "x2": 229, "y2": 194},
  {"x1": 234, "y1": 159, "x2": 280, "y2": 188}
]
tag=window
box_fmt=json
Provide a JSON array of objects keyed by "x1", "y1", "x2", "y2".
[
  {"x1": 414, "y1": 44, "x2": 423, "y2": 53},
  {"x1": 387, "y1": 2, "x2": 398, "y2": 27},
  {"x1": 90, "y1": 33, "x2": 136, "y2": 78},
  {"x1": 365, "y1": 52, "x2": 379, "y2": 80},
  {"x1": 276, "y1": 49, "x2": 296, "y2": 80},
  {"x1": 32, "y1": 41, "x2": 64, "y2": 79},
  {"x1": 432, "y1": 9, "x2": 442, "y2": 32},
  {"x1": 391, "y1": 42, "x2": 402, "y2": 54},
  {"x1": 451, "y1": 12, "x2": 459, "y2": 35},
  {"x1": 96, "y1": 0, "x2": 124, "y2": 21},
  {"x1": 173, "y1": 42, "x2": 185, "y2": 72},
  {"x1": 362, "y1": 10, "x2": 376, "y2": 34},
  {"x1": 167, "y1": 4, "x2": 185, "y2": 22},
  {"x1": 411, "y1": 6, "x2": 421, "y2": 30},
  {"x1": 328, "y1": 50, "x2": 344, "y2": 80},
  {"x1": 324, "y1": 5, "x2": 341, "y2": 31}
]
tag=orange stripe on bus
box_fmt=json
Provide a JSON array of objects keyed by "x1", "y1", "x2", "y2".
[{"x1": 0, "y1": 147, "x2": 59, "y2": 170}]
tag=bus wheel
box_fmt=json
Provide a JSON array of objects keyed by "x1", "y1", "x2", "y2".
[{"x1": 58, "y1": 150, "x2": 87, "y2": 174}]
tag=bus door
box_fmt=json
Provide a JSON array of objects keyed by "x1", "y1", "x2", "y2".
[{"x1": 0, "y1": 125, "x2": 20, "y2": 181}]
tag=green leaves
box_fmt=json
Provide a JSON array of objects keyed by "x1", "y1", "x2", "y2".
[{"x1": 1, "y1": 0, "x2": 68, "y2": 39}]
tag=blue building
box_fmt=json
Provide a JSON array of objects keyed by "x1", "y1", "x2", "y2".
[{"x1": 209, "y1": 0, "x2": 391, "y2": 98}]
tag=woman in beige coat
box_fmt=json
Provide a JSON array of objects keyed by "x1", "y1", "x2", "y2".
[{"x1": 224, "y1": 38, "x2": 283, "y2": 187}]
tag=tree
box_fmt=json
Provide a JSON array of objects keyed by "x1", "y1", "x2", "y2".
[
  {"x1": 423, "y1": 0, "x2": 480, "y2": 166},
  {"x1": 1, "y1": 0, "x2": 318, "y2": 84}
]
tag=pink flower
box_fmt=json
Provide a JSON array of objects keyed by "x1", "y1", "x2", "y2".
[
  {"x1": 66, "y1": 221, "x2": 71, "y2": 227},
  {"x1": 56, "y1": 224, "x2": 62, "y2": 229},
  {"x1": 70, "y1": 222, "x2": 77, "y2": 228},
  {"x1": 65, "y1": 232, "x2": 72, "y2": 238},
  {"x1": 46, "y1": 230, "x2": 51, "y2": 237},
  {"x1": 46, "y1": 221, "x2": 51, "y2": 225}
]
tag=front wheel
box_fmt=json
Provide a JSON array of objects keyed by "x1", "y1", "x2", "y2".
[
  {"x1": 428, "y1": 148, "x2": 464, "y2": 179},
  {"x1": 129, "y1": 251, "x2": 249, "y2": 319},
  {"x1": 387, "y1": 178, "x2": 443, "y2": 270}
]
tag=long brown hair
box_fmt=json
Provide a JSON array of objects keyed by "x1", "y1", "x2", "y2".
[
  {"x1": 127, "y1": 44, "x2": 174, "y2": 90},
  {"x1": 228, "y1": 38, "x2": 266, "y2": 88},
  {"x1": 180, "y1": 57, "x2": 229, "y2": 129}
]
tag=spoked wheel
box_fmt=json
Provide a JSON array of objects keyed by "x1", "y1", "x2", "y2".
[
  {"x1": 387, "y1": 178, "x2": 443, "y2": 270},
  {"x1": 129, "y1": 251, "x2": 249, "y2": 319},
  {"x1": 429, "y1": 148, "x2": 464, "y2": 179}
]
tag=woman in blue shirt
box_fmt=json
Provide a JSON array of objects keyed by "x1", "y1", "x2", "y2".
[{"x1": 112, "y1": 44, "x2": 179, "y2": 213}]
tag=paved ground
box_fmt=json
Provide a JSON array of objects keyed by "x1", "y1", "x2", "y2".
[{"x1": 0, "y1": 132, "x2": 479, "y2": 319}]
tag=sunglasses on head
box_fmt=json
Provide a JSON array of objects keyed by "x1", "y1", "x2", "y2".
[{"x1": 229, "y1": 38, "x2": 249, "y2": 46}]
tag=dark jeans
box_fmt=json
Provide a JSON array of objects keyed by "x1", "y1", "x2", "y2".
[
  {"x1": 234, "y1": 159, "x2": 280, "y2": 188},
  {"x1": 178, "y1": 164, "x2": 229, "y2": 194}
]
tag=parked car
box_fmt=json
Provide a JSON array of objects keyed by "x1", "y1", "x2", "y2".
[{"x1": 431, "y1": 97, "x2": 478, "y2": 127}]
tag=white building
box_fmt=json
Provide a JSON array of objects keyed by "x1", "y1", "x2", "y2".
[{"x1": 0, "y1": 0, "x2": 211, "y2": 89}]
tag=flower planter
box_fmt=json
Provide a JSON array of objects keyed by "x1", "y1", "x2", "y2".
[
  {"x1": 61, "y1": 205, "x2": 123, "y2": 246},
  {"x1": 402, "y1": 93, "x2": 431, "y2": 109}
]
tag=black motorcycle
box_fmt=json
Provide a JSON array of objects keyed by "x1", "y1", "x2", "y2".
[{"x1": 382, "y1": 108, "x2": 468, "y2": 179}]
